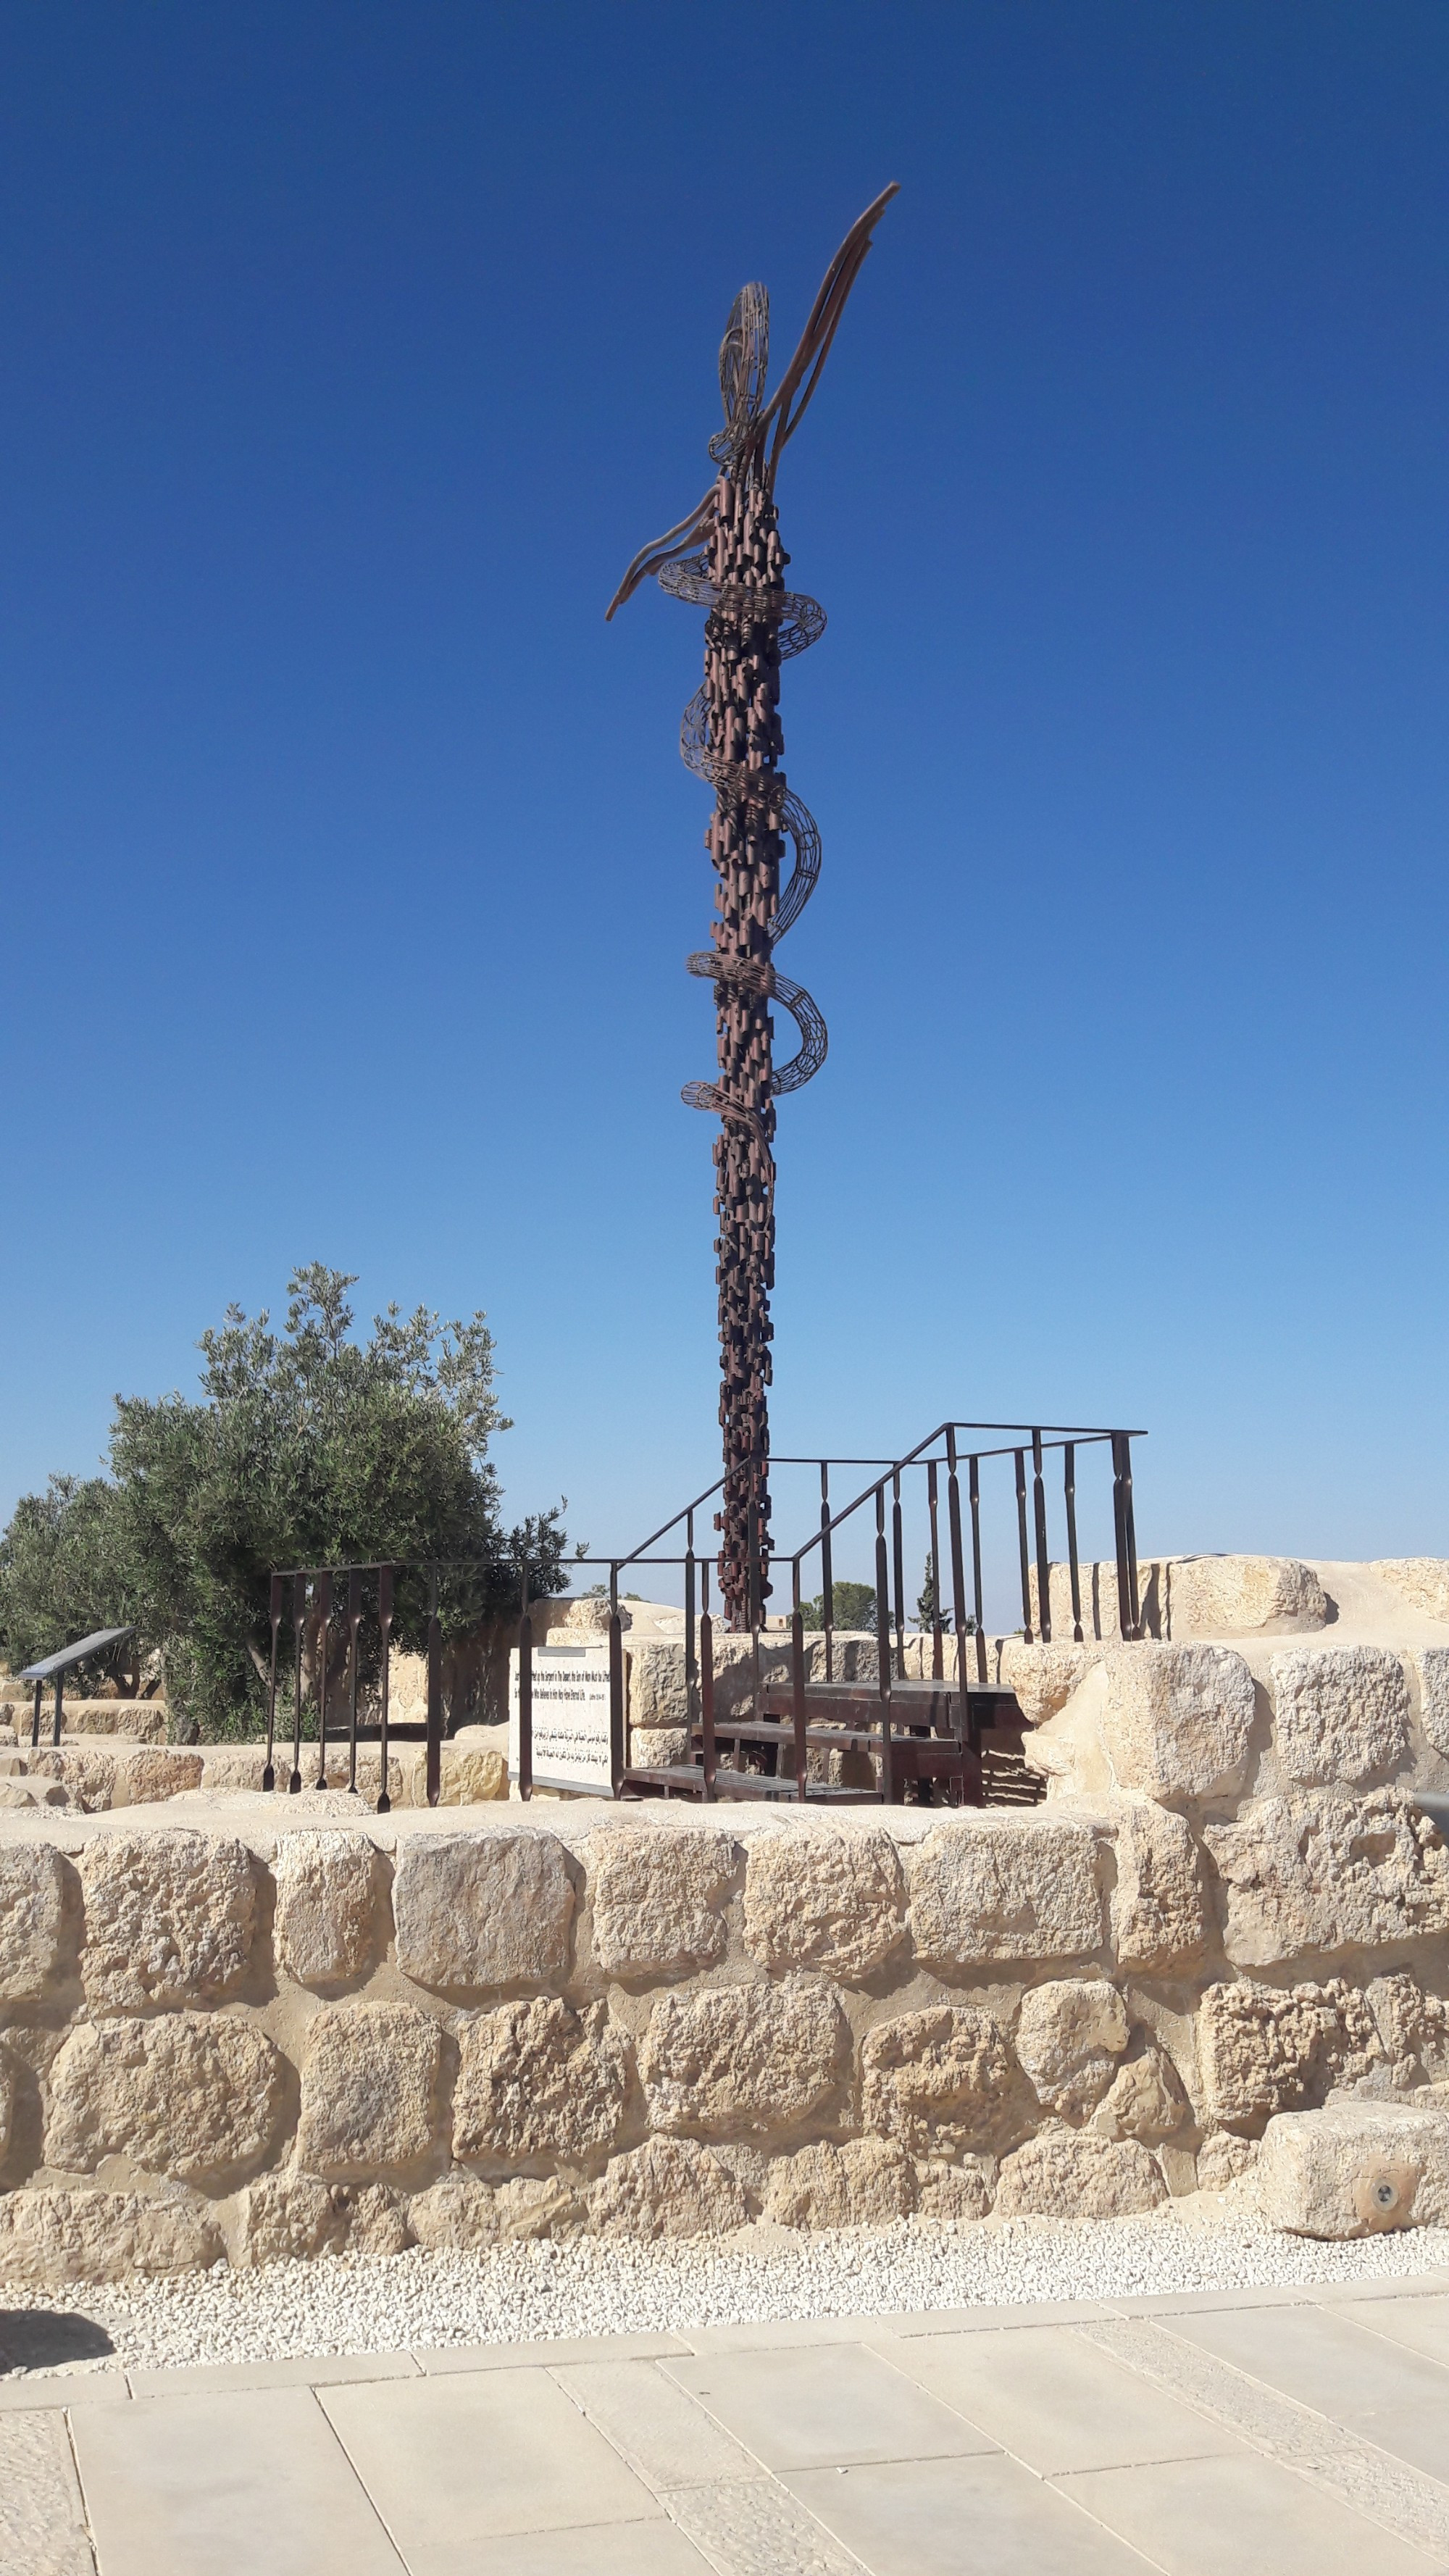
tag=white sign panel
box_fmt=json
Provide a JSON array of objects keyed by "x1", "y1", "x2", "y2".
[{"x1": 507, "y1": 1646, "x2": 613, "y2": 1793}]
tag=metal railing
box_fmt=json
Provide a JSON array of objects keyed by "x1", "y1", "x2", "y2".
[{"x1": 265, "y1": 1419, "x2": 1143, "y2": 1814}]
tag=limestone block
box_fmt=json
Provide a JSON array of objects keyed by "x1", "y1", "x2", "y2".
[
  {"x1": 45, "y1": 2014, "x2": 284, "y2": 2184},
  {"x1": 398, "y1": 1745, "x2": 509, "y2": 1807},
  {"x1": 272, "y1": 1833, "x2": 383, "y2": 1985},
  {"x1": 1167, "y1": 1557, "x2": 1327, "y2": 1639},
  {"x1": 235, "y1": 2173, "x2": 351, "y2": 2265},
  {"x1": 1364, "y1": 1970, "x2": 1449, "y2": 2088},
  {"x1": 861, "y1": 2004, "x2": 1030, "y2": 2158},
  {"x1": 454, "y1": 1996, "x2": 630, "y2": 2163},
  {"x1": 586, "y1": 1827, "x2": 734, "y2": 1978},
  {"x1": 1372, "y1": 1559, "x2": 1449, "y2": 1625},
  {"x1": 915, "y1": 2161, "x2": 993, "y2": 2222},
  {"x1": 55, "y1": 1700, "x2": 168, "y2": 1743},
  {"x1": 743, "y1": 1828, "x2": 906, "y2": 1979},
  {"x1": 346, "y1": 2183, "x2": 412, "y2": 2256},
  {"x1": 640, "y1": 1979, "x2": 847, "y2": 2139},
  {"x1": 1101, "y1": 1646, "x2": 1256, "y2": 1805},
  {"x1": 764, "y1": 2137, "x2": 917, "y2": 2228},
  {"x1": 78, "y1": 1832, "x2": 256, "y2": 2013},
  {"x1": 1198, "y1": 1978, "x2": 1377, "y2": 2130},
  {"x1": 909, "y1": 1816, "x2": 1106, "y2": 1968},
  {"x1": 29, "y1": 1748, "x2": 115, "y2": 1811},
  {"x1": 1093, "y1": 2046, "x2": 1189, "y2": 2146},
  {"x1": 496, "y1": 2175, "x2": 583, "y2": 2238},
  {"x1": 198, "y1": 1746, "x2": 272, "y2": 1793},
  {"x1": 1195, "y1": 2131, "x2": 1259, "y2": 2191},
  {"x1": 1205, "y1": 1791, "x2": 1449, "y2": 1967},
  {"x1": 628, "y1": 1726, "x2": 691, "y2": 1770},
  {"x1": 588, "y1": 2138, "x2": 747, "y2": 2237},
  {"x1": 296, "y1": 2001, "x2": 442, "y2": 2180},
  {"x1": 1014, "y1": 1980, "x2": 1129, "y2": 2116},
  {"x1": 0, "y1": 2188, "x2": 222, "y2": 2282},
  {"x1": 409, "y1": 2173, "x2": 500, "y2": 2251},
  {"x1": 1270, "y1": 1647, "x2": 1410, "y2": 1789},
  {"x1": 0, "y1": 2044, "x2": 15, "y2": 2167},
  {"x1": 1109, "y1": 1801, "x2": 1206, "y2": 1972},
  {"x1": 1416, "y1": 1649, "x2": 1449, "y2": 1758},
  {"x1": 995, "y1": 2132, "x2": 1166, "y2": 2219},
  {"x1": 110, "y1": 1748, "x2": 204, "y2": 1806},
  {"x1": 998, "y1": 1641, "x2": 1097, "y2": 1728},
  {"x1": 393, "y1": 1831, "x2": 573, "y2": 1993},
  {"x1": 1256, "y1": 2101, "x2": 1449, "y2": 2238},
  {"x1": 0, "y1": 1843, "x2": 70, "y2": 2000}
]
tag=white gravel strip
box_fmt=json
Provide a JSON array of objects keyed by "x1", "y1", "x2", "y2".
[{"x1": 6, "y1": 2210, "x2": 1449, "y2": 2379}]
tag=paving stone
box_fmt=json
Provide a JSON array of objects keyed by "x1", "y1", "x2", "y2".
[{"x1": 0, "y1": 2409, "x2": 96, "y2": 2575}]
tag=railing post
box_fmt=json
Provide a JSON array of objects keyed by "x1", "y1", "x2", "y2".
[
  {"x1": 30, "y1": 1677, "x2": 42, "y2": 1752},
  {"x1": 791, "y1": 1566, "x2": 808, "y2": 1804},
  {"x1": 1116, "y1": 1433, "x2": 1142, "y2": 1638},
  {"x1": 685, "y1": 1511, "x2": 698, "y2": 1744},
  {"x1": 1064, "y1": 1444, "x2": 1084, "y2": 1643},
  {"x1": 425, "y1": 1567, "x2": 443, "y2": 1807},
  {"x1": 700, "y1": 1557, "x2": 717, "y2": 1798},
  {"x1": 1031, "y1": 1428, "x2": 1051, "y2": 1646},
  {"x1": 1014, "y1": 1450, "x2": 1034, "y2": 1643},
  {"x1": 51, "y1": 1670, "x2": 63, "y2": 1751},
  {"x1": 927, "y1": 1460, "x2": 944, "y2": 1681},
  {"x1": 891, "y1": 1470, "x2": 906, "y2": 1681},
  {"x1": 312, "y1": 1570, "x2": 333, "y2": 1790},
  {"x1": 346, "y1": 1568, "x2": 362, "y2": 1795},
  {"x1": 945, "y1": 1430, "x2": 972, "y2": 1733},
  {"x1": 819, "y1": 1461, "x2": 834, "y2": 1680},
  {"x1": 608, "y1": 1563, "x2": 625, "y2": 1796},
  {"x1": 874, "y1": 1486, "x2": 894, "y2": 1802},
  {"x1": 969, "y1": 1454, "x2": 987, "y2": 1683},
  {"x1": 291, "y1": 1571, "x2": 307, "y2": 1793},
  {"x1": 517, "y1": 1558, "x2": 533, "y2": 1804},
  {"x1": 376, "y1": 1564, "x2": 394, "y2": 1814}
]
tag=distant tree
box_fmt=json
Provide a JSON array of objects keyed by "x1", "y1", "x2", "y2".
[
  {"x1": 915, "y1": 1552, "x2": 973, "y2": 1634},
  {"x1": 0, "y1": 1475, "x2": 136, "y2": 1685},
  {"x1": 796, "y1": 1578, "x2": 877, "y2": 1632},
  {"x1": 0, "y1": 1265, "x2": 570, "y2": 1738}
]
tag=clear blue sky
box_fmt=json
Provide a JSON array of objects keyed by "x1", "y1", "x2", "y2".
[{"x1": 3, "y1": 1, "x2": 1446, "y2": 1590}]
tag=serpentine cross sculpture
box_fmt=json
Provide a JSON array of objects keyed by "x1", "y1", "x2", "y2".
[{"x1": 608, "y1": 184, "x2": 898, "y2": 1629}]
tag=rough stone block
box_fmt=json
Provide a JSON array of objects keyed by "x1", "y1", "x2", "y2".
[
  {"x1": 1014, "y1": 1979, "x2": 1129, "y2": 2115},
  {"x1": 586, "y1": 1827, "x2": 734, "y2": 1978},
  {"x1": 1198, "y1": 1977, "x2": 1378, "y2": 2130},
  {"x1": 409, "y1": 2173, "x2": 500, "y2": 2251},
  {"x1": 914, "y1": 2160, "x2": 993, "y2": 2222},
  {"x1": 1093, "y1": 2045, "x2": 1189, "y2": 2145},
  {"x1": 1372, "y1": 1559, "x2": 1449, "y2": 1624},
  {"x1": 1364, "y1": 1969, "x2": 1449, "y2": 2088},
  {"x1": 1416, "y1": 1648, "x2": 1449, "y2": 1758},
  {"x1": 78, "y1": 1831, "x2": 256, "y2": 2013},
  {"x1": 393, "y1": 1831, "x2": 573, "y2": 1993},
  {"x1": 640, "y1": 1978, "x2": 846, "y2": 2138},
  {"x1": 1167, "y1": 1557, "x2": 1327, "y2": 1638},
  {"x1": 235, "y1": 2172, "x2": 351, "y2": 2266},
  {"x1": 496, "y1": 2175, "x2": 583, "y2": 2238},
  {"x1": 110, "y1": 1747, "x2": 205, "y2": 1806},
  {"x1": 272, "y1": 1832, "x2": 383, "y2": 1986},
  {"x1": 861, "y1": 2004, "x2": 1030, "y2": 2158},
  {"x1": 995, "y1": 2131, "x2": 1166, "y2": 2218},
  {"x1": 0, "y1": 1843, "x2": 70, "y2": 2001},
  {"x1": 909, "y1": 1815, "x2": 1106, "y2": 1967},
  {"x1": 1109, "y1": 1800, "x2": 1207, "y2": 1972},
  {"x1": 453, "y1": 1996, "x2": 630, "y2": 2163},
  {"x1": 743, "y1": 1828, "x2": 906, "y2": 1979},
  {"x1": 399, "y1": 1745, "x2": 508, "y2": 1807},
  {"x1": 588, "y1": 2138, "x2": 747, "y2": 2237},
  {"x1": 0, "y1": 2188, "x2": 222, "y2": 2282},
  {"x1": 28, "y1": 1748, "x2": 115, "y2": 1811},
  {"x1": 0, "y1": 2045, "x2": 15, "y2": 2167},
  {"x1": 764, "y1": 2136, "x2": 917, "y2": 2228},
  {"x1": 44, "y1": 2014, "x2": 284, "y2": 2184},
  {"x1": 1255, "y1": 2101, "x2": 1449, "y2": 2238},
  {"x1": 296, "y1": 2001, "x2": 442, "y2": 2180},
  {"x1": 346, "y1": 2183, "x2": 412, "y2": 2256},
  {"x1": 1195, "y1": 2131, "x2": 1259, "y2": 2190},
  {"x1": 1205, "y1": 1791, "x2": 1449, "y2": 1966},
  {"x1": 1101, "y1": 1645, "x2": 1256, "y2": 1805},
  {"x1": 998, "y1": 1641, "x2": 1097, "y2": 1727},
  {"x1": 1270, "y1": 1646, "x2": 1411, "y2": 1788}
]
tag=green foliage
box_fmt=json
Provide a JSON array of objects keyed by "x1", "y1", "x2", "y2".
[
  {"x1": 796, "y1": 1577, "x2": 877, "y2": 1633},
  {"x1": 0, "y1": 1475, "x2": 136, "y2": 1685},
  {"x1": 0, "y1": 1265, "x2": 569, "y2": 1739}
]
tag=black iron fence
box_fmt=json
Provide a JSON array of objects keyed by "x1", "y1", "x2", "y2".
[{"x1": 267, "y1": 1419, "x2": 1143, "y2": 1814}]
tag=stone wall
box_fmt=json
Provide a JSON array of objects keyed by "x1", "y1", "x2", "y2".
[{"x1": 4, "y1": 1632, "x2": 1449, "y2": 2277}]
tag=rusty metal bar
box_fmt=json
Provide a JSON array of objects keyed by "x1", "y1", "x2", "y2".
[
  {"x1": 376, "y1": 1564, "x2": 394, "y2": 1814},
  {"x1": 891, "y1": 1469, "x2": 906, "y2": 1682},
  {"x1": 51, "y1": 1670, "x2": 63, "y2": 1750},
  {"x1": 1031, "y1": 1427, "x2": 1051, "y2": 1647},
  {"x1": 927, "y1": 1461, "x2": 944, "y2": 1681},
  {"x1": 425, "y1": 1567, "x2": 443, "y2": 1807},
  {"x1": 517, "y1": 1557, "x2": 533, "y2": 1805},
  {"x1": 969, "y1": 1454, "x2": 987, "y2": 1684},
  {"x1": 346, "y1": 1568, "x2": 362, "y2": 1795},
  {"x1": 791, "y1": 1575, "x2": 808, "y2": 1804},
  {"x1": 685, "y1": 1511, "x2": 699, "y2": 1744},
  {"x1": 1064, "y1": 1444, "x2": 1084, "y2": 1643},
  {"x1": 874, "y1": 1486, "x2": 894, "y2": 1803},
  {"x1": 1119, "y1": 1434, "x2": 1142, "y2": 1638},
  {"x1": 30, "y1": 1678, "x2": 41, "y2": 1752},
  {"x1": 1015, "y1": 1451, "x2": 1033, "y2": 1643},
  {"x1": 312, "y1": 1569, "x2": 333, "y2": 1790},
  {"x1": 291, "y1": 1571, "x2": 306, "y2": 1793},
  {"x1": 945, "y1": 1429, "x2": 971, "y2": 1726},
  {"x1": 700, "y1": 1555, "x2": 717, "y2": 1797},
  {"x1": 819, "y1": 1460, "x2": 834, "y2": 1680},
  {"x1": 609, "y1": 1564, "x2": 625, "y2": 1794}
]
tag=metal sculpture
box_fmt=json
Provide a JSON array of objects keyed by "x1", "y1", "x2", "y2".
[{"x1": 608, "y1": 185, "x2": 898, "y2": 1627}]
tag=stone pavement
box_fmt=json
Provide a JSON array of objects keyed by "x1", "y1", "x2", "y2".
[{"x1": 9, "y1": 2272, "x2": 1449, "y2": 2573}]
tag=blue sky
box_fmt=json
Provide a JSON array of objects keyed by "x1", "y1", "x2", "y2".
[{"x1": 2, "y1": 1, "x2": 1446, "y2": 1594}]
